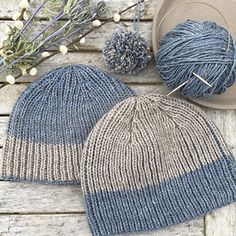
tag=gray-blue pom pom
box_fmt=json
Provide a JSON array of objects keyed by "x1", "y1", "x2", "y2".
[{"x1": 103, "y1": 29, "x2": 151, "y2": 75}]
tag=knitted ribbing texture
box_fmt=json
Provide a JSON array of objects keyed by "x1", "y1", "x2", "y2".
[
  {"x1": 81, "y1": 94, "x2": 236, "y2": 236},
  {"x1": 1, "y1": 64, "x2": 134, "y2": 185}
]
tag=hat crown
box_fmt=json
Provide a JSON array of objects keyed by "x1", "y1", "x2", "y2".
[
  {"x1": 96, "y1": 94, "x2": 201, "y2": 145},
  {"x1": 82, "y1": 94, "x2": 232, "y2": 193},
  {"x1": 7, "y1": 65, "x2": 134, "y2": 144}
]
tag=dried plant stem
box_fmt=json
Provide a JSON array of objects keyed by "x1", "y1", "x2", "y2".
[
  {"x1": 0, "y1": 0, "x2": 144, "y2": 89},
  {"x1": 44, "y1": 27, "x2": 82, "y2": 50},
  {"x1": 30, "y1": 10, "x2": 65, "y2": 43},
  {"x1": 0, "y1": 0, "x2": 32, "y2": 51},
  {"x1": 19, "y1": 0, "x2": 49, "y2": 36},
  {"x1": 41, "y1": 20, "x2": 71, "y2": 46}
]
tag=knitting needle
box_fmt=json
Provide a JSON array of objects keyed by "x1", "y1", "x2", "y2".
[
  {"x1": 192, "y1": 72, "x2": 212, "y2": 87},
  {"x1": 167, "y1": 80, "x2": 189, "y2": 96},
  {"x1": 167, "y1": 72, "x2": 212, "y2": 96}
]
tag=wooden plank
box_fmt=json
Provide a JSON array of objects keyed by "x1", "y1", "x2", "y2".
[
  {"x1": 206, "y1": 109, "x2": 236, "y2": 154},
  {"x1": 0, "y1": 149, "x2": 2, "y2": 173},
  {"x1": 205, "y1": 205, "x2": 236, "y2": 236},
  {"x1": 0, "y1": 214, "x2": 91, "y2": 236},
  {"x1": 2, "y1": 0, "x2": 235, "y2": 22},
  {"x1": 0, "y1": 84, "x2": 168, "y2": 115},
  {"x1": 0, "y1": 52, "x2": 159, "y2": 83},
  {"x1": 0, "y1": 20, "x2": 152, "y2": 50},
  {"x1": 0, "y1": 0, "x2": 21, "y2": 19},
  {"x1": 0, "y1": 0, "x2": 159, "y2": 20},
  {"x1": 0, "y1": 180, "x2": 85, "y2": 213},
  {"x1": 204, "y1": 109, "x2": 236, "y2": 236},
  {"x1": 0, "y1": 214, "x2": 204, "y2": 236},
  {"x1": 0, "y1": 117, "x2": 8, "y2": 146},
  {"x1": 0, "y1": 84, "x2": 28, "y2": 115}
]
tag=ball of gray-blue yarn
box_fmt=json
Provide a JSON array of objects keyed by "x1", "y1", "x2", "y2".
[
  {"x1": 156, "y1": 20, "x2": 236, "y2": 97},
  {"x1": 103, "y1": 29, "x2": 151, "y2": 74}
]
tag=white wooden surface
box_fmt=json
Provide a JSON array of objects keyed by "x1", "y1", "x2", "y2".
[{"x1": 0, "y1": 0, "x2": 235, "y2": 236}]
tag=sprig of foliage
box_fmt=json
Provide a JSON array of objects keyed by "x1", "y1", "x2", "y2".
[
  {"x1": 0, "y1": 0, "x2": 107, "y2": 79},
  {"x1": 0, "y1": 26, "x2": 38, "y2": 75},
  {"x1": 43, "y1": 0, "x2": 64, "y2": 18},
  {"x1": 0, "y1": 0, "x2": 145, "y2": 88}
]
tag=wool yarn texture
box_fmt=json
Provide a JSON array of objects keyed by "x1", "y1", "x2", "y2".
[
  {"x1": 156, "y1": 20, "x2": 236, "y2": 97},
  {"x1": 81, "y1": 94, "x2": 236, "y2": 236},
  {"x1": 103, "y1": 29, "x2": 151, "y2": 75},
  {"x1": 1, "y1": 65, "x2": 134, "y2": 185}
]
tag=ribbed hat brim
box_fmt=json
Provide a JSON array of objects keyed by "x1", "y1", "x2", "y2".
[
  {"x1": 1, "y1": 136, "x2": 82, "y2": 185},
  {"x1": 84, "y1": 154, "x2": 236, "y2": 235}
]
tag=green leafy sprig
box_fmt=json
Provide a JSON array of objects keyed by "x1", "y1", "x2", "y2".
[{"x1": 0, "y1": 0, "x2": 145, "y2": 88}]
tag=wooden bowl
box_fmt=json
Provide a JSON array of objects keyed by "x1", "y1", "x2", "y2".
[{"x1": 152, "y1": 0, "x2": 236, "y2": 109}]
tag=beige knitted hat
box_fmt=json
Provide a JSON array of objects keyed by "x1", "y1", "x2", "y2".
[{"x1": 81, "y1": 94, "x2": 236, "y2": 236}]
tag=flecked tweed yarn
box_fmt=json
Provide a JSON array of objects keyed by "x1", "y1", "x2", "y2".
[
  {"x1": 156, "y1": 20, "x2": 236, "y2": 97},
  {"x1": 103, "y1": 29, "x2": 151, "y2": 75},
  {"x1": 81, "y1": 94, "x2": 236, "y2": 236},
  {"x1": 1, "y1": 65, "x2": 134, "y2": 185}
]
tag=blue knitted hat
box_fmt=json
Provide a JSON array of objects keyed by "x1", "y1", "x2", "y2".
[
  {"x1": 1, "y1": 65, "x2": 134, "y2": 185},
  {"x1": 81, "y1": 94, "x2": 236, "y2": 236}
]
